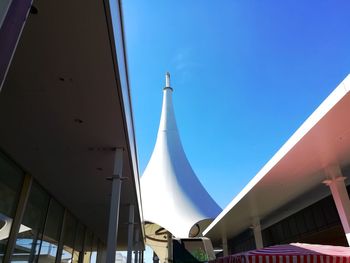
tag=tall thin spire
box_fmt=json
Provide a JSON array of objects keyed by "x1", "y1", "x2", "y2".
[{"x1": 141, "y1": 73, "x2": 221, "y2": 239}]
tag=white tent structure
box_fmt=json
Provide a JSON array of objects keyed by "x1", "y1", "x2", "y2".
[{"x1": 141, "y1": 73, "x2": 221, "y2": 261}]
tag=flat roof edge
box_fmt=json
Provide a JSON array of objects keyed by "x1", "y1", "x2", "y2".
[
  {"x1": 104, "y1": 0, "x2": 144, "y2": 241},
  {"x1": 203, "y1": 74, "x2": 350, "y2": 236}
]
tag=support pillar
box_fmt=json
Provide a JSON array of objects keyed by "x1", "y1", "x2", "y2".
[
  {"x1": 251, "y1": 219, "x2": 263, "y2": 249},
  {"x1": 323, "y1": 165, "x2": 350, "y2": 245},
  {"x1": 134, "y1": 250, "x2": 139, "y2": 263},
  {"x1": 222, "y1": 233, "x2": 228, "y2": 256},
  {"x1": 127, "y1": 205, "x2": 135, "y2": 263},
  {"x1": 106, "y1": 148, "x2": 124, "y2": 263}
]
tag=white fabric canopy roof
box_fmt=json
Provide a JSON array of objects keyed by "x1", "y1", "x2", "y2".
[{"x1": 141, "y1": 73, "x2": 221, "y2": 238}]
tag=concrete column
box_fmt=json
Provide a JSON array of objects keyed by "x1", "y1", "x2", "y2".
[
  {"x1": 323, "y1": 165, "x2": 350, "y2": 245},
  {"x1": 127, "y1": 205, "x2": 135, "y2": 263},
  {"x1": 222, "y1": 233, "x2": 228, "y2": 256},
  {"x1": 106, "y1": 148, "x2": 124, "y2": 263},
  {"x1": 251, "y1": 219, "x2": 263, "y2": 249}
]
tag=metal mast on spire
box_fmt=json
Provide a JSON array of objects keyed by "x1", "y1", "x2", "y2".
[
  {"x1": 165, "y1": 72, "x2": 170, "y2": 87},
  {"x1": 164, "y1": 72, "x2": 173, "y2": 91}
]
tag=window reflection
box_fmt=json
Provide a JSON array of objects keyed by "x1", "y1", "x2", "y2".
[
  {"x1": 0, "y1": 151, "x2": 103, "y2": 263},
  {"x1": 37, "y1": 199, "x2": 64, "y2": 262},
  {"x1": 0, "y1": 153, "x2": 24, "y2": 263},
  {"x1": 72, "y1": 223, "x2": 85, "y2": 263},
  {"x1": 83, "y1": 230, "x2": 93, "y2": 263},
  {"x1": 12, "y1": 182, "x2": 50, "y2": 262},
  {"x1": 96, "y1": 242, "x2": 105, "y2": 263},
  {"x1": 61, "y1": 213, "x2": 77, "y2": 263},
  {"x1": 90, "y1": 236, "x2": 99, "y2": 263}
]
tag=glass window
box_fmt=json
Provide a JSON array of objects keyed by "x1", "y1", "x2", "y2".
[
  {"x1": 0, "y1": 0, "x2": 13, "y2": 27},
  {"x1": 37, "y1": 199, "x2": 64, "y2": 263},
  {"x1": 96, "y1": 241, "x2": 105, "y2": 263},
  {"x1": 90, "y1": 236, "x2": 98, "y2": 263},
  {"x1": 72, "y1": 223, "x2": 85, "y2": 263},
  {"x1": 83, "y1": 230, "x2": 93, "y2": 263},
  {"x1": 61, "y1": 213, "x2": 77, "y2": 263},
  {"x1": 0, "y1": 152, "x2": 24, "y2": 263},
  {"x1": 12, "y1": 181, "x2": 50, "y2": 262}
]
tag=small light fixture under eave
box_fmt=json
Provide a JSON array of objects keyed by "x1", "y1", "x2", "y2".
[{"x1": 74, "y1": 118, "x2": 83, "y2": 124}]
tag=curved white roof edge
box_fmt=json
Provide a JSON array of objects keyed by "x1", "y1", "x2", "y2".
[
  {"x1": 203, "y1": 74, "x2": 350, "y2": 236},
  {"x1": 141, "y1": 73, "x2": 221, "y2": 238}
]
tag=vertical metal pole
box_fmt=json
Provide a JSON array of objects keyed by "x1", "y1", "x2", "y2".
[
  {"x1": 141, "y1": 250, "x2": 144, "y2": 263},
  {"x1": 106, "y1": 148, "x2": 124, "y2": 263},
  {"x1": 134, "y1": 251, "x2": 139, "y2": 263},
  {"x1": 55, "y1": 209, "x2": 68, "y2": 263},
  {"x1": 4, "y1": 173, "x2": 32, "y2": 262},
  {"x1": 28, "y1": 230, "x2": 39, "y2": 263},
  {"x1": 138, "y1": 251, "x2": 142, "y2": 263},
  {"x1": 36, "y1": 198, "x2": 53, "y2": 262},
  {"x1": 95, "y1": 240, "x2": 101, "y2": 263},
  {"x1": 127, "y1": 205, "x2": 135, "y2": 263},
  {"x1": 78, "y1": 226, "x2": 86, "y2": 263}
]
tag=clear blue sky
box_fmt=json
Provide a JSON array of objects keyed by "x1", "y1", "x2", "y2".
[{"x1": 122, "y1": 1, "x2": 350, "y2": 210}]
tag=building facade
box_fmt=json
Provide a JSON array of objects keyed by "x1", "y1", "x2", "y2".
[
  {"x1": 0, "y1": 0, "x2": 144, "y2": 262},
  {"x1": 204, "y1": 75, "x2": 350, "y2": 256}
]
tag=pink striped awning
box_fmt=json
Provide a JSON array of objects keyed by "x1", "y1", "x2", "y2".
[{"x1": 211, "y1": 244, "x2": 350, "y2": 263}]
